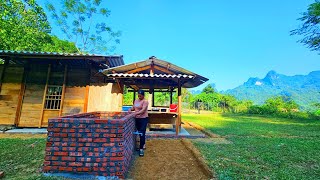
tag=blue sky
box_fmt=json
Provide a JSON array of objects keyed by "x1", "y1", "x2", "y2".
[{"x1": 40, "y1": 0, "x2": 320, "y2": 91}]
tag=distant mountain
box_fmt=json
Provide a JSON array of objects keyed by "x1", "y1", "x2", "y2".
[{"x1": 224, "y1": 70, "x2": 320, "y2": 110}]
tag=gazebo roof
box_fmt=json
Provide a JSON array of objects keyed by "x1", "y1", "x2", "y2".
[{"x1": 102, "y1": 57, "x2": 208, "y2": 89}]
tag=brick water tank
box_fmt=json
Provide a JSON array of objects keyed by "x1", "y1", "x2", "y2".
[{"x1": 43, "y1": 111, "x2": 135, "y2": 179}]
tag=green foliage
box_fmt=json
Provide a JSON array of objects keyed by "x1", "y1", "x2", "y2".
[
  {"x1": 202, "y1": 84, "x2": 215, "y2": 94},
  {"x1": 42, "y1": 36, "x2": 78, "y2": 53},
  {"x1": 0, "y1": 0, "x2": 51, "y2": 51},
  {"x1": 183, "y1": 113, "x2": 320, "y2": 179},
  {"x1": 0, "y1": 0, "x2": 78, "y2": 53},
  {"x1": 291, "y1": 0, "x2": 320, "y2": 51},
  {"x1": 46, "y1": 0, "x2": 121, "y2": 53},
  {"x1": 246, "y1": 96, "x2": 319, "y2": 120}
]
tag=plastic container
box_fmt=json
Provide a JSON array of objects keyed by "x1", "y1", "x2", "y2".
[
  {"x1": 122, "y1": 106, "x2": 132, "y2": 111},
  {"x1": 169, "y1": 104, "x2": 178, "y2": 112}
]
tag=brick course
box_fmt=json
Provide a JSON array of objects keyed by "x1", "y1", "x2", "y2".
[{"x1": 43, "y1": 111, "x2": 135, "y2": 179}]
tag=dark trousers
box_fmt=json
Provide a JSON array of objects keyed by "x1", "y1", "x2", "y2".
[{"x1": 135, "y1": 117, "x2": 148, "y2": 149}]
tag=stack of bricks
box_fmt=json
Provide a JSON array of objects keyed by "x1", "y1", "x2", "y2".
[{"x1": 43, "y1": 111, "x2": 136, "y2": 179}]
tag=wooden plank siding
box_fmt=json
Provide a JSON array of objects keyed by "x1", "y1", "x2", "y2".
[
  {"x1": 19, "y1": 64, "x2": 47, "y2": 127},
  {"x1": 61, "y1": 68, "x2": 88, "y2": 116},
  {"x1": 87, "y1": 83, "x2": 123, "y2": 112},
  {"x1": 0, "y1": 66, "x2": 24, "y2": 125},
  {"x1": 0, "y1": 62, "x2": 121, "y2": 127}
]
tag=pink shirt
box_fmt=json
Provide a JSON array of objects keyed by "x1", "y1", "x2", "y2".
[{"x1": 133, "y1": 99, "x2": 149, "y2": 118}]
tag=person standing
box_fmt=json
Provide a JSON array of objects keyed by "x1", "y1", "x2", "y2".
[{"x1": 130, "y1": 89, "x2": 149, "y2": 156}]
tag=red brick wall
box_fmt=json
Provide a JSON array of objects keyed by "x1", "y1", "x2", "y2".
[{"x1": 43, "y1": 111, "x2": 135, "y2": 179}]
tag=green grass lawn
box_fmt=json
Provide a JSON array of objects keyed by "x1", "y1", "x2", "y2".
[
  {"x1": 0, "y1": 138, "x2": 58, "y2": 180},
  {"x1": 183, "y1": 113, "x2": 320, "y2": 179}
]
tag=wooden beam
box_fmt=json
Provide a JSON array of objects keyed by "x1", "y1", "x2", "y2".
[
  {"x1": 0, "y1": 58, "x2": 9, "y2": 93},
  {"x1": 150, "y1": 64, "x2": 154, "y2": 75},
  {"x1": 133, "y1": 90, "x2": 136, "y2": 102},
  {"x1": 84, "y1": 85, "x2": 89, "y2": 112},
  {"x1": 116, "y1": 79, "x2": 123, "y2": 93},
  {"x1": 154, "y1": 65, "x2": 174, "y2": 74},
  {"x1": 14, "y1": 65, "x2": 28, "y2": 126},
  {"x1": 170, "y1": 89, "x2": 173, "y2": 105},
  {"x1": 59, "y1": 65, "x2": 67, "y2": 116},
  {"x1": 131, "y1": 85, "x2": 139, "y2": 90},
  {"x1": 39, "y1": 64, "x2": 51, "y2": 128},
  {"x1": 126, "y1": 65, "x2": 150, "y2": 74},
  {"x1": 128, "y1": 89, "x2": 176, "y2": 93},
  {"x1": 176, "y1": 80, "x2": 182, "y2": 135}
]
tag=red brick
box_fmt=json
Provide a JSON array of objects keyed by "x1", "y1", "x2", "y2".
[
  {"x1": 54, "y1": 152, "x2": 68, "y2": 156},
  {"x1": 82, "y1": 167, "x2": 91, "y2": 172},
  {"x1": 61, "y1": 157, "x2": 76, "y2": 161},
  {"x1": 102, "y1": 143, "x2": 115, "y2": 147},
  {"x1": 69, "y1": 162, "x2": 83, "y2": 167},
  {"x1": 46, "y1": 142, "x2": 53, "y2": 147},
  {"x1": 93, "y1": 138, "x2": 107, "y2": 143},
  {"x1": 69, "y1": 152, "x2": 83, "y2": 156},
  {"x1": 43, "y1": 161, "x2": 51, "y2": 165},
  {"x1": 78, "y1": 138, "x2": 92, "y2": 142},
  {"x1": 94, "y1": 119, "x2": 108, "y2": 123},
  {"x1": 52, "y1": 161, "x2": 67, "y2": 166},
  {"x1": 110, "y1": 157, "x2": 124, "y2": 161},
  {"x1": 59, "y1": 167, "x2": 73, "y2": 171}
]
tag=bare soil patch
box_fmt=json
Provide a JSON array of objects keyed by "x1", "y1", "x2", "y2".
[
  {"x1": 0, "y1": 134, "x2": 46, "y2": 139},
  {"x1": 127, "y1": 139, "x2": 214, "y2": 180}
]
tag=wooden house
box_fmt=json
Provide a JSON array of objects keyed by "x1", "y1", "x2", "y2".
[{"x1": 0, "y1": 50, "x2": 124, "y2": 127}]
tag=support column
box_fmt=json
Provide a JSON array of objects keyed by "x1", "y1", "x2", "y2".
[
  {"x1": 39, "y1": 64, "x2": 51, "y2": 128},
  {"x1": 176, "y1": 80, "x2": 182, "y2": 135},
  {"x1": 14, "y1": 64, "x2": 29, "y2": 126},
  {"x1": 84, "y1": 63, "x2": 91, "y2": 113},
  {"x1": 170, "y1": 88, "x2": 173, "y2": 105},
  {"x1": 59, "y1": 65, "x2": 67, "y2": 116},
  {"x1": 133, "y1": 89, "x2": 136, "y2": 102},
  {"x1": 0, "y1": 59, "x2": 9, "y2": 93}
]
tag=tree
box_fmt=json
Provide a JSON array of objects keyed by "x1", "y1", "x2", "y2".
[
  {"x1": 46, "y1": 0, "x2": 121, "y2": 53},
  {"x1": 291, "y1": 0, "x2": 320, "y2": 52},
  {"x1": 0, "y1": 0, "x2": 78, "y2": 53},
  {"x1": 0, "y1": 0, "x2": 51, "y2": 51},
  {"x1": 202, "y1": 84, "x2": 215, "y2": 94}
]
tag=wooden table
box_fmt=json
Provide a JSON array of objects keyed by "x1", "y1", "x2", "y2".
[{"x1": 147, "y1": 111, "x2": 178, "y2": 125}]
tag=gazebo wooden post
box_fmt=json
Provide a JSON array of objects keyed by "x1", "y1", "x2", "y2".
[
  {"x1": 176, "y1": 80, "x2": 182, "y2": 135},
  {"x1": 170, "y1": 87, "x2": 173, "y2": 105},
  {"x1": 133, "y1": 89, "x2": 136, "y2": 102}
]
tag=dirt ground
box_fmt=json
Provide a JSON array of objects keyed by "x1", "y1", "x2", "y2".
[
  {"x1": 127, "y1": 139, "x2": 212, "y2": 180},
  {"x1": 0, "y1": 134, "x2": 46, "y2": 139}
]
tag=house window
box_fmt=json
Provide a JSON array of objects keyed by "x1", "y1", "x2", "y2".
[{"x1": 45, "y1": 86, "x2": 62, "y2": 110}]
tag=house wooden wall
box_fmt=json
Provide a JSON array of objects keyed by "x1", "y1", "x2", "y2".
[
  {"x1": 0, "y1": 65, "x2": 24, "y2": 125},
  {"x1": 19, "y1": 64, "x2": 47, "y2": 127},
  {"x1": 0, "y1": 61, "x2": 124, "y2": 128},
  {"x1": 87, "y1": 83, "x2": 123, "y2": 112}
]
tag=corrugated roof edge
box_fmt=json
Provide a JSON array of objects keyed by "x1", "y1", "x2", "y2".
[
  {"x1": 103, "y1": 58, "x2": 209, "y2": 82},
  {"x1": 0, "y1": 50, "x2": 123, "y2": 58}
]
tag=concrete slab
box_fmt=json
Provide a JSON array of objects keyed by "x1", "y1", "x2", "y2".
[
  {"x1": 5, "y1": 128, "x2": 47, "y2": 134},
  {"x1": 146, "y1": 126, "x2": 190, "y2": 136}
]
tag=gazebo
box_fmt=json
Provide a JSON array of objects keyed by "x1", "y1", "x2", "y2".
[{"x1": 102, "y1": 56, "x2": 208, "y2": 135}]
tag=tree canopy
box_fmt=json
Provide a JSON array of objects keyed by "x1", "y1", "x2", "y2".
[
  {"x1": 291, "y1": 0, "x2": 320, "y2": 52},
  {"x1": 46, "y1": 0, "x2": 121, "y2": 53},
  {"x1": 0, "y1": 0, "x2": 78, "y2": 53}
]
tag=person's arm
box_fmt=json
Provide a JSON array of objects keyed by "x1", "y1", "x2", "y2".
[
  {"x1": 129, "y1": 100, "x2": 136, "y2": 112},
  {"x1": 134, "y1": 100, "x2": 148, "y2": 115}
]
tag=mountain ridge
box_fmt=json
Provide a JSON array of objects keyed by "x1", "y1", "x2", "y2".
[{"x1": 225, "y1": 70, "x2": 320, "y2": 110}]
